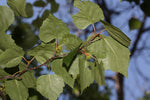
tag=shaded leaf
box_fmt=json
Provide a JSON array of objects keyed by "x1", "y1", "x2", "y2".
[
  {"x1": 79, "y1": 56, "x2": 94, "y2": 93},
  {"x1": 37, "y1": 74, "x2": 64, "y2": 100},
  {"x1": 25, "y1": 3, "x2": 33, "y2": 18},
  {"x1": 88, "y1": 36, "x2": 130, "y2": 77},
  {"x1": 39, "y1": 14, "x2": 69, "y2": 43},
  {"x1": 140, "y1": 0, "x2": 150, "y2": 16},
  {"x1": 101, "y1": 20, "x2": 131, "y2": 47},
  {"x1": 19, "y1": 62, "x2": 36, "y2": 88},
  {"x1": 62, "y1": 34, "x2": 82, "y2": 50},
  {"x1": 33, "y1": 0, "x2": 46, "y2": 7},
  {"x1": 28, "y1": 43, "x2": 55, "y2": 64},
  {"x1": 51, "y1": 59, "x2": 74, "y2": 88},
  {"x1": 49, "y1": 0, "x2": 59, "y2": 13},
  {"x1": 90, "y1": 61, "x2": 105, "y2": 86},
  {"x1": 69, "y1": 57, "x2": 79, "y2": 79},
  {"x1": 5, "y1": 80, "x2": 29, "y2": 100},
  {"x1": 72, "y1": 0, "x2": 104, "y2": 29},
  {"x1": 0, "y1": 6, "x2": 14, "y2": 32},
  {"x1": 63, "y1": 44, "x2": 81, "y2": 68},
  {"x1": 7, "y1": 0, "x2": 27, "y2": 17},
  {"x1": 129, "y1": 17, "x2": 142, "y2": 30}
]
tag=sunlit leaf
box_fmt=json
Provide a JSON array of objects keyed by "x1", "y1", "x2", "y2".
[
  {"x1": 0, "y1": 48, "x2": 24, "y2": 68},
  {"x1": 0, "y1": 6, "x2": 14, "y2": 32},
  {"x1": 7, "y1": 0, "x2": 27, "y2": 17},
  {"x1": 101, "y1": 20, "x2": 131, "y2": 47},
  {"x1": 39, "y1": 14, "x2": 69, "y2": 43},
  {"x1": 51, "y1": 59, "x2": 74, "y2": 88},
  {"x1": 28, "y1": 43, "x2": 55, "y2": 64},
  {"x1": 88, "y1": 36, "x2": 130, "y2": 77},
  {"x1": 37, "y1": 74, "x2": 64, "y2": 100},
  {"x1": 5, "y1": 80, "x2": 29, "y2": 100},
  {"x1": 72, "y1": 0, "x2": 104, "y2": 29}
]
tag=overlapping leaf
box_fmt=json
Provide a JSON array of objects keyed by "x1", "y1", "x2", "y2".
[
  {"x1": 7, "y1": 0, "x2": 27, "y2": 17},
  {"x1": 129, "y1": 17, "x2": 142, "y2": 30},
  {"x1": 28, "y1": 43, "x2": 55, "y2": 64},
  {"x1": 19, "y1": 62, "x2": 36, "y2": 88},
  {"x1": 0, "y1": 32, "x2": 24, "y2": 68},
  {"x1": 101, "y1": 20, "x2": 131, "y2": 47},
  {"x1": 39, "y1": 14, "x2": 69, "y2": 43},
  {"x1": 37, "y1": 75, "x2": 64, "y2": 100},
  {"x1": 72, "y1": 0, "x2": 104, "y2": 29},
  {"x1": 62, "y1": 34, "x2": 82, "y2": 50},
  {"x1": 0, "y1": 6, "x2": 14, "y2": 32},
  {"x1": 69, "y1": 57, "x2": 79, "y2": 79},
  {"x1": 0, "y1": 68, "x2": 10, "y2": 77},
  {"x1": 51, "y1": 59, "x2": 74, "y2": 88},
  {"x1": 88, "y1": 36, "x2": 130, "y2": 77},
  {"x1": 79, "y1": 56, "x2": 94, "y2": 93},
  {"x1": 90, "y1": 61, "x2": 105, "y2": 86},
  {"x1": 0, "y1": 49, "x2": 24, "y2": 68},
  {"x1": 5, "y1": 80, "x2": 29, "y2": 100}
]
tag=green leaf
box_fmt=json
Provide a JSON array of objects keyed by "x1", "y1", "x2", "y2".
[
  {"x1": 62, "y1": 34, "x2": 82, "y2": 50},
  {"x1": 0, "y1": 31, "x2": 22, "y2": 51},
  {"x1": 63, "y1": 44, "x2": 81, "y2": 68},
  {"x1": 90, "y1": 61, "x2": 105, "y2": 86},
  {"x1": 5, "y1": 80, "x2": 29, "y2": 100},
  {"x1": 28, "y1": 43, "x2": 55, "y2": 64},
  {"x1": 0, "y1": 48, "x2": 24, "y2": 68},
  {"x1": 37, "y1": 74, "x2": 64, "y2": 100},
  {"x1": 88, "y1": 36, "x2": 130, "y2": 77},
  {"x1": 79, "y1": 56, "x2": 94, "y2": 93},
  {"x1": 72, "y1": 0, "x2": 104, "y2": 29},
  {"x1": 0, "y1": 6, "x2": 14, "y2": 32},
  {"x1": 49, "y1": 0, "x2": 59, "y2": 13},
  {"x1": 51, "y1": 59, "x2": 74, "y2": 88},
  {"x1": 19, "y1": 62, "x2": 36, "y2": 88},
  {"x1": 129, "y1": 17, "x2": 142, "y2": 30},
  {"x1": 39, "y1": 14, "x2": 69, "y2": 43},
  {"x1": 25, "y1": 3, "x2": 33, "y2": 18},
  {"x1": 101, "y1": 20, "x2": 131, "y2": 47},
  {"x1": 33, "y1": 0, "x2": 46, "y2": 7},
  {"x1": 69, "y1": 57, "x2": 79, "y2": 79},
  {"x1": 0, "y1": 68, "x2": 10, "y2": 77},
  {"x1": 7, "y1": 0, "x2": 27, "y2": 17}
]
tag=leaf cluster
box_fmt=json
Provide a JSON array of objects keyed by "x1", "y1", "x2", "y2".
[{"x1": 0, "y1": 0, "x2": 131, "y2": 100}]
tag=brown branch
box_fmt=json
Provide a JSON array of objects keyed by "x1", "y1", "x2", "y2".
[
  {"x1": 130, "y1": 15, "x2": 147, "y2": 57},
  {"x1": 0, "y1": 90, "x2": 6, "y2": 100}
]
